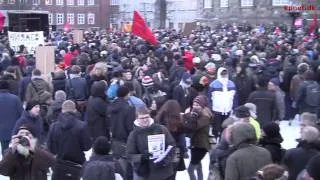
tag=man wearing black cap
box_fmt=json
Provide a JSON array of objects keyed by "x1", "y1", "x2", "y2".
[
  {"x1": 0, "y1": 125, "x2": 55, "y2": 180},
  {"x1": 0, "y1": 80, "x2": 23, "y2": 155}
]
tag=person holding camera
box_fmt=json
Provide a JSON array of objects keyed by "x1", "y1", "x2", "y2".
[{"x1": 0, "y1": 125, "x2": 55, "y2": 180}]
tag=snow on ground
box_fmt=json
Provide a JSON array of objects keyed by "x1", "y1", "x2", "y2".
[{"x1": 0, "y1": 119, "x2": 300, "y2": 180}]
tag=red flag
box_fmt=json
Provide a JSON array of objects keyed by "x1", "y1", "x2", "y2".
[
  {"x1": 64, "y1": 22, "x2": 71, "y2": 32},
  {"x1": 309, "y1": 14, "x2": 317, "y2": 36},
  {"x1": 0, "y1": 11, "x2": 5, "y2": 31},
  {"x1": 132, "y1": 11, "x2": 157, "y2": 45}
]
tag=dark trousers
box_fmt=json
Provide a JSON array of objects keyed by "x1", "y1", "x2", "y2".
[
  {"x1": 1, "y1": 140, "x2": 10, "y2": 155},
  {"x1": 211, "y1": 112, "x2": 230, "y2": 137},
  {"x1": 190, "y1": 148, "x2": 207, "y2": 165}
]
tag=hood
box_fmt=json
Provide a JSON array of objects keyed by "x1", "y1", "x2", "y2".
[
  {"x1": 23, "y1": 110, "x2": 40, "y2": 122},
  {"x1": 91, "y1": 81, "x2": 107, "y2": 99},
  {"x1": 260, "y1": 136, "x2": 284, "y2": 146},
  {"x1": 217, "y1": 67, "x2": 228, "y2": 82},
  {"x1": 230, "y1": 123, "x2": 257, "y2": 147},
  {"x1": 133, "y1": 118, "x2": 154, "y2": 128},
  {"x1": 57, "y1": 112, "x2": 80, "y2": 130}
]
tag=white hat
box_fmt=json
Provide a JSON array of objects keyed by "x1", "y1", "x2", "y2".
[{"x1": 193, "y1": 57, "x2": 201, "y2": 64}]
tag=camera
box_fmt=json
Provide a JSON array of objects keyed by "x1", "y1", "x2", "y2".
[{"x1": 18, "y1": 136, "x2": 30, "y2": 147}]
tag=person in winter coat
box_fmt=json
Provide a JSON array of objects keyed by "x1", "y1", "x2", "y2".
[
  {"x1": 107, "y1": 66, "x2": 125, "y2": 100},
  {"x1": 290, "y1": 63, "x2": 309, "y2": 107},
  {"x1": 12, "y1": 101, "x2": 43, "y2": 140},
  {"x1": 282, "y1": 126, "x2": 320, "y2": 180},
  {"x1": 169, "y1": 55, "x2": 187, "y2": 90},
  {"x1": 208, "y1": 67, "x2": 236, "y2": 137},
  {"x1": 125, "y1": 81, "x2": 146, "y2": 109},
  {"x1": 25, "y1": 69, "x2": 53, "y2": 105},
  {"x1": 259, "y1": 123, "x2": 284, "y2": 164},
  {"x1": 303, "y1": 154, "x2": 320, "y2": 180},
  {"x1": 0, "y1": 125, "x2": 55, "y2": 180},
  {"x1": 233, "y1": 63, "x2": 255, "y2": 106},
  {"x1": 82, "y1": 136, "x2": 124, "y2": 180},
  {"x1": 51, "y1": 69, "x2": 66, "y2": 96},
  {"x1": 46, "y1": 90, "x2": 66, "y2": 125},
  {"x1": 127, "y1": 106, "x2": 176, "y2": 180},
  {"x1": 268, "y1": 78, "x2": 285, "y2": 122},
  {"x1": 155, "y1": 100, "x2": 186, "y2": 174},
  {"x1": 172, "y1": 72, "x2": 192, "y2": 112},
  {"x1": 295, "y1": 70, "x2": 320, "y2": 114},
  {"x1": 86, "y1": 81, "x2": 110, "y2": 141},
  {"x1": 224, "y1": 122, "x2": 272, "y2": 180},
  {"x1": 2, "y1": 66, "x2": 20, "y2": 96},
  {"x1": 299, "y1": 112, "x2": 320, "y2": 132},
  {"x1": 0, "y1": 80, "x2": 23, "y2": 155},
  {"x1": 183, "y1": 50, "x2": 194, "y2": 72},
  {"x1": 65, "y1": 65, "x2": 89, "y2": 101},
  {"x1": 19, "y1": 66, "x2": 34, "y2": 102},
  {"x1": 185, "y1": 96, "x2": 212, "y2": 180},
  {"x1": 247, "y1": 77, "x2": 278, "y2": 126},
  {"x1": 47, "y1": 100, "x2": 92, "y2": 180}
]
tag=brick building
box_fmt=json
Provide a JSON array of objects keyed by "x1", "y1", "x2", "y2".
[{"x1": 0, "y1": 0, "x2": 110, "y2": 30}]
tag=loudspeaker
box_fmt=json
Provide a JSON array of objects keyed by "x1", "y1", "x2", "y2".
[{"x1": 8, "y1": 12, "x2": 49, "y2": 36}]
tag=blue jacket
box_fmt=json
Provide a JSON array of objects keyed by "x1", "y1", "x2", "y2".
[
  {"x1": 0, "y1": 90, "x2": 23, "y2": 141},
  {"x1": 12, "y1": 111, "x2": 43, "y2": 140},
  {"x1": 128, "y1": 96, "x2": 146, "y2": 108},
  {"x1": 208, "y1": 68, "x2": 236, "y2": 114}
]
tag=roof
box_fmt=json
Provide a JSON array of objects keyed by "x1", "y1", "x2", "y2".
[{"x1": 7, "y1": 10, "x2": 50, "y2": 14}]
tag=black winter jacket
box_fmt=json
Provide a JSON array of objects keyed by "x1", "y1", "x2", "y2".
[{"x1": 47, "y1": 112, "x2": 92, "y2": 164}]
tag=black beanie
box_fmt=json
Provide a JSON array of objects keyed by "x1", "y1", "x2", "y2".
[
  {"x1": 262, "y1": 122, "x2": 281, "y2": 138},
  {"x1": 117, "y1": 86, "x2": 129, "y2": 98},
  {"x1": 25, "y1": 101, "x2": 40, "y2": 111},
  {"x1": 0, "y1": 80, "x2": 9, "y2": 90},
  {"x1": 93, "y1": 136, "x2": 111, "y2": 155},
  {"x1": 235, "y1": 106, "x2": 251, "y2": 118}
]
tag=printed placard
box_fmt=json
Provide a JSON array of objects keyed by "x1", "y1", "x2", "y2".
[{"x1": 8, "y1": 31, "x2": 45, "y2": 54}]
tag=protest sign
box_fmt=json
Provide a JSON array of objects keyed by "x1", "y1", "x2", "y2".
[
  {"x1": 73, "y1": 30, "x2": 83, "y2": 44},
  {"x1": 8, "y1": 31, "x2": 44, "y2": 54},
  {"x1": 183, "y1": 22, "x2": 197, "y2": 36},
  {"x1": 147, "y1": 134, "x2": 165, "y2": 159},
  {"x1": 35, "y1": 46, "x2": 55, "y2": 79}
]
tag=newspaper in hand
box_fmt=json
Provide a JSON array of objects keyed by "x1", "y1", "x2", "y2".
[{"x1": 147, "y1": 134, "x2": 165, "y2": 159}]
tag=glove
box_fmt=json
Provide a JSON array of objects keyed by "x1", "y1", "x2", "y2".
[{"x1": 141, "y1": 153, "x2": 152, "y2": 161}]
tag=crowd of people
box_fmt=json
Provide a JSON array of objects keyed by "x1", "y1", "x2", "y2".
[{"x1": 0, "y1": 23, "x2": 319, "y2": 180}]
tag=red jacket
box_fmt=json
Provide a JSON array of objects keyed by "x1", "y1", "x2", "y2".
[
  {"x1": 64, "y1": 52, "x2": 73, "y2": 68},
  {"x1": 183, "y1": 51, "x2": 194, "y2": 72}
]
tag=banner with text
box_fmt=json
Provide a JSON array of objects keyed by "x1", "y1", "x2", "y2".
[{"x1": 8, "y1": 31, "x2": 45, "y2": 54}]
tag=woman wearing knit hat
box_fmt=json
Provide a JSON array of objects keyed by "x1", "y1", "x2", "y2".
[{"x1": 184, "y1": 95, "x2": 212, "y2": 180}]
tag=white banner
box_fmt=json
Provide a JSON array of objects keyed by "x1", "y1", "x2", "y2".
[{"x1": 8, "y1": 31, "x2": 45, "y2": 54}]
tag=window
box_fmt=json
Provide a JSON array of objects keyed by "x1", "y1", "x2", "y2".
[
  {"x1": 33, "y1": 0, "x2": 40, "y2": 5},
  {"x1": 78, "y1": 0, "x2": 84, "y2": 5},
  {"x1": 56, "y1": 0, "x2": 64, "y2": 5},
  {"x1": 49, "y1": 13, "x2": 53, "y2": 25},
  {"x1": 45, "y1": 0, "x2": 52, "y2": 5},
  {"x1": 241, "y1": 0, "x2": 253, "y2": 6},
  {"x1": 56, "y1": 13, "x2": 64, "y2": 25},
  {"x1": 67, "y1": 13, "x2": 75, "y2": 24},
  {"x1": 220, "y1": 0, "x2": 228, "y2": 7},
  {"x1": 204, "y1": 0, "x2": 212, "y2": 8},
  {"x1": 111, "y1": 0, "x2": 119, "y2": 5},
  {"x1": 87, "y1": 0, "x2": 94, "y2": 5},
  {"x1": 78, "y1": 14, "x2": 85, "y2": 25},
  {"x1": 88, "y1": 13, "x2": 95, "y2": 25},
  {"x1": 272, "y1": 0, "x2": 290, "y2": 6},
  {"x1": 67, "y1": 0, "x2": 74, "y2": 5},
  {"x1": 8, "y1": 0, "x2": 15, "y2": 4}
]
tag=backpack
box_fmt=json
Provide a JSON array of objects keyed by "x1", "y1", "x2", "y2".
[
  {"x1": 304, "y1": 81, "x2": 320, "y2": 107},
  {"x1": 30, "y1": 81, "x2": 52, "y2": 104}
]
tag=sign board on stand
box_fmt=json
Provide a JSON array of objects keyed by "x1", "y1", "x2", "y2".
[
  {"x1": 35, "y1": 46, "x2": 55, "y2": 81},
  {"x1": 8, "y1": 31, "x2": 44, "y2": 54},
  {"x1": 73, "y1": 30, "x2": 83, "y2": 44}
]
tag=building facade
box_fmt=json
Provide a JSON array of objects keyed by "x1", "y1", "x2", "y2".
[
  {"x1": 0, "y1": 0, "x2": 110, "y2": 30},
  {"x1": 197, "y1": 0, "x2": 319, "y2": 26},
  {"x1": 166, "y1": 0, "x2": 197, "y2": 30}
]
